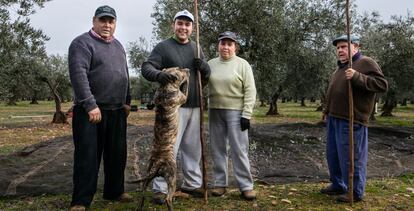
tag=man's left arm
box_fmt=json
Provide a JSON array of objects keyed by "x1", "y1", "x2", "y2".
[
  {"x1": 124, "y1": 64, "x2": 132, "y2": 117},
  {"x1": 347, "y1": 59, "x2": 388, "y2": 93}
]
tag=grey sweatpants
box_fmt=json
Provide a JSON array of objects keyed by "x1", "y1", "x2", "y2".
[
  {"x1": 153, "y1": 107, "x2": 203, "y2": 193},
  {"x1": 209, "y1": 109, "x2": 253, "y2": 191}
]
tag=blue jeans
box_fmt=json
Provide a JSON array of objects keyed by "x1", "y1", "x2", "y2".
[{"x1": 326, "y1": 115, "x2": 368, "y2": 199}]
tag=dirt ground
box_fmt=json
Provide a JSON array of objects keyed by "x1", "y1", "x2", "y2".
[{"x1": 0, "y1": 123, "x2": 413, "y2": 197}]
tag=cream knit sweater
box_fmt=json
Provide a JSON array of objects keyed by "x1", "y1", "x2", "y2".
[{"x1": 207, "y1": 55, "x2": 256, "y2": 119}]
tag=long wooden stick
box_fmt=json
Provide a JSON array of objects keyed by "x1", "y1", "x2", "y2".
[
  {"x1": 346, "y1": 0, "x2": 354, "y2": 206},
  {"x1": 194, "y1": 0, "x2": 208, "y2": 204}
]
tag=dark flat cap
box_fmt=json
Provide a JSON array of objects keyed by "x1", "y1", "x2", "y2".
[
  {"x1": 218, "y1": 31, "x2": 237, "y2": 42},
  {"x1": 95, "y1": 5, "x2": 116, "y2": 19},
  {"x1": 332, "y1": 34, "x2": 360, "y2": 46}
]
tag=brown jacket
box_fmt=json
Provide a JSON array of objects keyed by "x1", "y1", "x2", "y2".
[{"x1": 324, "y1": 55, "x2": 388, "y2": 126}]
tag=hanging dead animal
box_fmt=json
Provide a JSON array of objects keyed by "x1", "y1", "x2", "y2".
[{"x1": 137, "y1": 67, "x2": 189, "y2": 211}]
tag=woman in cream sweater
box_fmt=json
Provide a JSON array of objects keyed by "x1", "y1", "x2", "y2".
[{"x1": 207, "y1": 31, "x2": 257, "y2": 200}]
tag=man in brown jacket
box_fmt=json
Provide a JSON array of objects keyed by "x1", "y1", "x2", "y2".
[{"x1": 320, "y1": 35, "x2": 388, "y2": 203}]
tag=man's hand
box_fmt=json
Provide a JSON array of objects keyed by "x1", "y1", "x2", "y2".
[
  {"x1": 88, "y1": 107, "x2": 101, "y2": 124},
  {"x1": 345, "y1": 68, "x2": 356, "y2": 80},
  {"x1": 123, "y1": 104, "x2": 131, "y2": 117},
  {"x1": 193, "y1": 58, "x2": 203, "y2": 70},
  {"x1": 240, "y1": 117, "x2": 250, "y2": 131},
  {"x1": 157, "y1": 72, "x2": 177, "y2": 85}
]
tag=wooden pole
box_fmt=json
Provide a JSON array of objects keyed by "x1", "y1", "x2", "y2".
[
  {"x1": 194, "y1": 0, "x2": 208, "y2": 204},
  {"x1": 346, "y1": 0, "x2": 354, "y2": 206}
]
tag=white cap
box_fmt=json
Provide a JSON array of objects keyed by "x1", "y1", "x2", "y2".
[{"x1": 174, "y1": 10, "x2": 194, "y2": 22}]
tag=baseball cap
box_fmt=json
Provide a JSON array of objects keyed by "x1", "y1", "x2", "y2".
[
  {"x1": 218, "y1": 31, "x2": 238, "y2": 42},
  {"x1": 95, "y1": 5, "x2": 116, "y2": 19},
  {"x1": 332, "y1": 34, "x2": 360, "y2": 46},
  {"x1": 174, "y1": 10, "x2": 194, "y2": 22}
]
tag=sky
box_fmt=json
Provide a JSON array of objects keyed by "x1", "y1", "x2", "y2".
[
  {"x1": 15, "y1": 0, "x2": 414, "y2": 56},
  {"x1": 27, "y1": 0, "x2": 157, "y2": 55},
  {"x1": 355, "y1": 0, "x2": 413, "y2": 21}
]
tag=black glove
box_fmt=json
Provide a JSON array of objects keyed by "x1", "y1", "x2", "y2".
[
  {"x1": 240, "y1": 117, "x2": 250, "y2": 131},
  {"x1": 157, "y1": 72, "x2": 177, "y2": 85},
  {"x1": 193, "y1": 58, "x2": 203, "y2": 70}
]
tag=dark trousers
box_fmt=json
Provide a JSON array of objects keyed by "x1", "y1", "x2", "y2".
[
  {"x1": 71, "y1": 105, "x2": 127, "y2": 206},
  {"x1": 326, "y1": 115, "x2": 368, "y2": 199}
]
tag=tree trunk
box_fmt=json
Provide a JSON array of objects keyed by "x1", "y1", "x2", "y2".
[
  {"x1": 30, "y1": 98, "x2": 39, "y2": 104},
  {"x1": 266, "y1": 86, "x2": 283, "y2": 115},
  {"x1": 369, "y1": 106, "x2": 376, "y2": 121},
  {"x1": 281, "y1": 97, "x2": 286, "y2": 103},
  {"x1": 300, "y1": 97, "x2": 306, "y2": 107},
  {"x1": 6, "y1": 99, "x2": 17, "y2": 106},
  {"x1": 6, "y1": 85, "x2": 19, "y2": 105},
  {"x1": 259, "y1": 99, "x2": 266, "y2": 107},
  {"x1": 203, "y1": 95, "x2": 208, "y2": 111},
  {"x1": 266, "y1": 95, "x2": 279, "y2": 115},
  {"x1": 370, "y1": 95, "x2": 379, "y2": 121},
  {"x1": 44, "y1": 79, "x2": 67, "y2": 124},
  {"x1": 381, "y1": 98, "x2": 397, "y2": 117},
  {"x1": 316, "y1": 93, "x2": 325, "y2": 111},
  {"x1": 53, "y1": 111, "x2": 67, "y2": 123},
  {"x1": 6, "y1": 93, "x2": 18, "y2": 105},
  {"x1": 400, "y1": 98, "x2": 407, "y2": 106},
  {"x1": 30, "y1": 91, "x2": 39, "y2": 104},
  {"x1": 310, "y1": 97, "x2": 316, "y2": 103}
]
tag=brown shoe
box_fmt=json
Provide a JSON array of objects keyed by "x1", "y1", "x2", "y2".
[
  {"x1": 241, "y1": 190, "x2": 256, "y2": 200},
  {"x1": 70, "y1": 205, "x2": 86, "y2": 211},
  {"x1": 336, "y1": 194, "x2": 363, "y2": 203},
  {"x1": 320, "y1": 185, "x2": 346, "y2": 195},
  {"x1": 117, "y1": 193, "x2": 133, "y2": 203},
  {"x1": 181, "y1": 187, "x2": 205, "y2": 198},
  {"x1": 211, "y1": 187, "x2": 227, "y2": 197}
]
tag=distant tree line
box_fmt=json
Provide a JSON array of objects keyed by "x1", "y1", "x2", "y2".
[
  {"x1": 1, "y1": 0, "x2": 413, "y2": 118},
  {"x1": 128, "y1": 0, "x2": 414, "y2": 116}
]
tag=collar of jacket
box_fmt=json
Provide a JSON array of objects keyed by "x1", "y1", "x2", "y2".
[
  {"x1": 337, "y1": 51, "x2": 362, "y2": 69},
  {"x1": 172, "y1": 34, "x2": 191, "y2": 44},
  {"x1": 90, "y1": 29, "x2": 114, "y2": 43}
]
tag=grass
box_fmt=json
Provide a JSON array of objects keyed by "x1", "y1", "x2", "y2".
[
  {"x1": 253, "y1": 101, "x2": 414, "y2": 127},
  {"x1": 0, "y1": 101, "x2": 72, "y2": 126},
  {"x1": 0, "y1": 100, "x2": 151, "y2": 155},
  {"x1": 0, "y1": 101, "x2": 72, "y2": 155},
  {"x1": 253, "y1": 102, "x2": 323, "y2": 124},
  {"x1": 0, "y1": 174, "x2": 413, "y2": 210},
  {"x1": 0, "y1": 100, "x2": 413, "y2": 210}
]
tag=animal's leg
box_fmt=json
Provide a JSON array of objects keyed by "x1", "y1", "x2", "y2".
[
  {"x1": 166, "y1": 199, "x2": 173, "y2": 211},
  {"x1": 137, "y1": 160, "x2": 155, "y2": 211},
  {"x1": 137, "y1": 177, "x2": 150, "y2": 211},
  {"x1": 165, "y1": 163, "x2": 177, "y2": 211}
]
